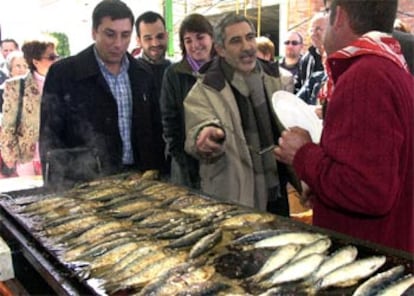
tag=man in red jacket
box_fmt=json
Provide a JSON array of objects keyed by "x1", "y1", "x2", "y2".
[{"x1": 274, "y1": 0, "x2": 414, "y2": 253}]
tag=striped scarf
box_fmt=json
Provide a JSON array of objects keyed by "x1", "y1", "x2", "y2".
[{"x1": 318, "y1": 31, "x2": 409, "y2": 103}]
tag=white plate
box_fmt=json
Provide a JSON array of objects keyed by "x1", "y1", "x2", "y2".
[{"x1": 271, "y1": 90, "x2": 323, "y2": 143}]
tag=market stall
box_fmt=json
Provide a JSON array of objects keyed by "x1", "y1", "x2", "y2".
[{"x1": 0, "y1": 173, "x2": 413, "y2": 295}]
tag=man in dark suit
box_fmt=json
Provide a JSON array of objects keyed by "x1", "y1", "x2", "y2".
[
  {"x1": 39, "y1": 0, "x2": 165, "y2": 188},
  {"x1": 134, "y1": 11, "x2": 172, "y2": 176}
]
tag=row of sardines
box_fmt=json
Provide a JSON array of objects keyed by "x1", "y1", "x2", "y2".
[{"x1": 2, "y1": 173, "x2": 413, "y2": 295}]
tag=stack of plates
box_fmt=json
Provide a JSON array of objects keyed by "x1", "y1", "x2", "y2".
[{"x1": 271, "y1": 90, "x2": 323, "y2": 143}]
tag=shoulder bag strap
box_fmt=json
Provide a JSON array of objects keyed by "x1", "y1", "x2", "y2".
[{"x1": 15, "y1": 78, "x2": 25, "y2": 134}]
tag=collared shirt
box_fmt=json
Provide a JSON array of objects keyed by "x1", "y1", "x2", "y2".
[
  {"x1": 33, "y1": 70, "x2": 45, "y2": 94},
  {"x1": 94, "y1": 47, "x2": 134, "y2": 164}
]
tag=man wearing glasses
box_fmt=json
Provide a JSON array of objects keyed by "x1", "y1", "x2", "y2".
[{"x1": 279, "y1": 31, "x2": 304, "y2": 93}]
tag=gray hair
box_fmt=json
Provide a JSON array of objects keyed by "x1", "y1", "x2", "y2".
[
  {"x1": 214, "y1": 13, "x2": 256, "y2": 47},
  {"x1": 6, "y1": 50, "x2": 24, "y2": 72}
]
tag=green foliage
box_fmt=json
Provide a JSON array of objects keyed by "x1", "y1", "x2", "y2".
[{"x1": 49, "y1": 32, "x2": 70, "y2": 57}]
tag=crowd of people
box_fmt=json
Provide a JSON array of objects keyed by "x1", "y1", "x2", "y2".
[{"x1": 0, "y1": 0, "x2": 412, "y2": 254}]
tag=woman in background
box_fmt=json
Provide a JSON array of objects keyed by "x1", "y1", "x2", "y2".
[
  {"x1": 0, "y1": 37, "x2": 58, "y2": 176},
  {"x1": 160, "y1": 14, "x2": 214, "y2": 188},
  {"x1": 6, "y1": 50, "x2": 29, "y2": 78}
]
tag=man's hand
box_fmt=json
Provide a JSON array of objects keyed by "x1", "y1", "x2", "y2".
[
  {"x1": 196, "y1": 126, "x2": 225, "y2": 157},
  {"x1": 274, "y1": 127, "x2": 312, "y2": 165}
]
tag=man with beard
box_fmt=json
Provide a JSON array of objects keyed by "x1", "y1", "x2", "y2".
[
  {"x1": 184, "y1": 13, "x2": 300, "y2": 216},
  {"x1": 135, "y1": 11, "x2": 171, "y2": 175},
  {"x1": 135, "y1": 11, "x2": 170, "y2": 94},
  {"x1": 275, "y1": 0, "x2": 414, "y2": 252}
]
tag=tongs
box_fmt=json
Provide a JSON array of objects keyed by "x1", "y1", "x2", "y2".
[
  {"x1": 220, "y1": 123, "x2": 276, "y2": 156},
  {"x1": 255, "y1": 144, "x2": 276, "y2": 155}
]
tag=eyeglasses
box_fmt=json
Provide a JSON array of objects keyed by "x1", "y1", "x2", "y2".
[
  {"x1": 41, "y1": 54, "x2": 60, "y2": 61},
  {"x1": 284, "y1": 40, "x2": 301, "y2": 46}
]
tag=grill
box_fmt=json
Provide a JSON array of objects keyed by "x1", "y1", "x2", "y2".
[{"x1": 0, "y1": 178, "x2": 413, "y2": 296}]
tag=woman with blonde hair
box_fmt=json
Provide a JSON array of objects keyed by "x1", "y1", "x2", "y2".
[{"x1": 0, "y1": 37, "x2": 58, "y2": 176}]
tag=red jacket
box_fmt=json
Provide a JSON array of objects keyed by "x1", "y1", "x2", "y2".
[{"x1": 293, "y1": 54, "x2": 414, "y2": 253}]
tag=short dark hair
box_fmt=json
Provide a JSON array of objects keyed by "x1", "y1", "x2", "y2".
[
  {"x1": 1, "y1": 38, "x2": 19, "y2": 49},
  {"x1": 92, "y1": 0, "x2": 134, "y2": 30},
  {"x1": 135, "y1": 11, "x2": 165, "y2": 37},
  {"x1": 22, "y1": 40, "x2": 55, "y2": 72},
  {"x1": 179, "y1": 13, "x2": 213, "y2": 56},
  {"x1": 326, "y1": 0, "x2": 397, "y2": 34},
  {"x1": 214, "y1": 13, "x2": 256, "y2": 47}
]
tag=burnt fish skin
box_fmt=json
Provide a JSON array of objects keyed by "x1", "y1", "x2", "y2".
[
  {"x1": 376, "y1": 274, "x2": 414, "y2": 296},
  {"x1": 107, "y1": 251, "x2": 188, "y2": 293},
  {"x1": 188, "y1": 228, "x2": 223, "y2": 259},
  {"x1": 175, "y1": 281, "x2": 230, "y2": 296},
  {"x1": 249, "y1": 243, "x2": 302, "y2": 283},
  {"x1": 137, "y1": 263, "x2": 216, "y2": 296},
  {"x1": 352, "y1": 265, "x2": 405, "y2": 296},
  {"x1": 168, "y1": 226, "x2": 215, "y2": 249},
  {"x1": 232, "y1": 229, "x2": 290, "y2": 245}
]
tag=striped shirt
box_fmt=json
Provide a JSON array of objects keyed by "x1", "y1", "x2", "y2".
[{"x1": 94, "y1": 47, "x2": 134, "y2": 164}]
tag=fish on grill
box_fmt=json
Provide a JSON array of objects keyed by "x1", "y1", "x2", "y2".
[
  {"x1": 261, "y1": 253, "x2": 325, "y2": 287},
  {"x1": 220, "y1": 211, "x2": 276, "y2": 229},
  {"x1": 134, "y1": 210, "x2": 186, "y2": 228},
  {"x1": 168, "y1": 226, "x2": 216, "y2": 249},
  {"x1": 232, "y1": 229, "x2": 288, "y2": 245},
  {"x1": 189, "y1": 228, "x2": 223, "y2": 259},
  {"x1": 43, "y1": 214, "x2": 102, "y2": 237},
  {"x1": 97, "y1": 241, "x2": 168, "y2": 279},
  {"x1": 375, "y1": 274, "x2": 414, "y2": 296},
  {"x1": 290, "y1": 237, "x2": 331, "y2": 262},
  {"x1": 254, "y1": 231, "x2": 327, "y2": 249},
  {"x1": 81, "y1": 240, "x2": 146, "y2": 279},
  {"x1": 104, "y1": 248, "x2": 168, "y2": 284},
  {"x1": 352, "y1": 265, "x2": 405, "y2": 296},
  {"x1": 315, "y1": 256, "x2": 386, "y2": 290},
  {"x1": 312, "y1": 245, "x2": 359, "y2": 281},
  {"x1": 106, "y1": 251, "x2": 188, "y2": 293},
  {"x1": 248, "y1": 244, "x2": 301, "y2": 282},
  {"x1": 62, "y1": 231, "x2": 138, "y2": 263},
  {"x1": 62, "y1": 220, "x2": 134, "y2": 246}
]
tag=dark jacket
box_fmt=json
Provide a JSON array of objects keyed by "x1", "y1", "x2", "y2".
[
  {"x1": 136, "y1": 57, "x2": 171, "y2": 100},
  {"x1": 393, "y1": 30, "x2": 414, "y2": 75},
  {"x1": 136, "y1": 57, "x2": 172, "y2": 175},
  {"x1": 39, "y1": 45, "x2": 165, "y2": 186},
  {"x1": 299, "y1": 45, "x2": 324, "y2": 86},
  {"x1": 160, "y1": 59, "x2": 200, "y2": 188}
]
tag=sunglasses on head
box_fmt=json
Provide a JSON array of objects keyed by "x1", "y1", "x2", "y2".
[
  {"x1": 284, "y1": 40, "x2": 301, "y2": 46},
  {"x1": 41, "y1": 54, "x2": 60, "y2": 61}
]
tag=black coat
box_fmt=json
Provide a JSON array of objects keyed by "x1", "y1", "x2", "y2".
[
  {"x1": 39, "y1": 45, "x2": 165, "y2": 185},
  {"x1": 160, "y1": 59, "x2": 200, "y2": 188},
  {"x1": 393, "y1": 30, "x2": 414, "y2": 75}
]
